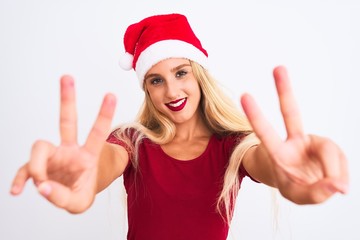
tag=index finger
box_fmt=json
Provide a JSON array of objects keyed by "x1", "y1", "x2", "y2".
[
  {"x1": 84, "y1": 93, "x2": 116, "y2": 156},
  {"x1": 241, "y1": 93, "x2": 283, "y2": 156}
]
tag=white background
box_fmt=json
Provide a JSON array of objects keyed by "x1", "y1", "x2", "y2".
[{"x1": 1, "y1": 1, "x2": 359, "y2": 239}]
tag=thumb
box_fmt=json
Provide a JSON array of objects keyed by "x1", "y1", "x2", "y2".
[
  {"x1": 38, "y1": 181, "x2": 94, "y2": 214},
  {"x1": 281, "y1": 178, "x2": 346, "y2": 205}
]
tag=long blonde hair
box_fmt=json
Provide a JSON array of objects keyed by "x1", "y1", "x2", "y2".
[{"x1": 114, "y1": 60, "x2": 259, "y2": 224}]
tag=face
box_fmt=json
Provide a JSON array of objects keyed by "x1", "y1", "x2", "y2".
[{"x1": 144, "y1": 58, "x2": 202, "y2": 125}]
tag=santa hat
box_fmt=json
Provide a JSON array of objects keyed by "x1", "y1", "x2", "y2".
[{"x1": 119, "y1": 13, "x2": 208, "y2": 88}]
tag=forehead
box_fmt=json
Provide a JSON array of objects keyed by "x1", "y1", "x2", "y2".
[{"x1": 147, "y1": 58, "x2": 191, "y2": 73}]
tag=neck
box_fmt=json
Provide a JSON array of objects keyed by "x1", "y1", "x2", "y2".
[{"x1": 173, "y1": 111, "x2": 212, "y2": 141}]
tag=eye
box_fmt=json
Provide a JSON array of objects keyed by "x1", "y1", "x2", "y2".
[
  {"x1": 175, "y1": 70, "x2": 187, "y2": 78},
  {"x1": 150, "y1": 77, "x2": 163, "y2": 85}
]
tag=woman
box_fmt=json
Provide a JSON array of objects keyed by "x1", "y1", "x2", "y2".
[{"x1": 10, "y1": 13, "x2": 349, "y2": 240}]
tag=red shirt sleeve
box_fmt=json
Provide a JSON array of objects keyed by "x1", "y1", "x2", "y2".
[
  {"x1": 106, "y1": 128, "x2": 134, "y2": 170},
  {"x1": 106, "y1": 129, "x2": 131, "y2": 151}
]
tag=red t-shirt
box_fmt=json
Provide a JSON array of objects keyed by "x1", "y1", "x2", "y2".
[{"x1": 107, "y1": 132, "x2": 250, "y2": 240}]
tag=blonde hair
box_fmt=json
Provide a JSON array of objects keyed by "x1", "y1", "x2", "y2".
[{"x1": 114, "y1": 60, "x2": 259, "y2": 224}]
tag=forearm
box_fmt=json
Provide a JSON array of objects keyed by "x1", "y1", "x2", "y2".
[
  {"x1": 242, "y1": 144, "x2": 278, "y2": 188},
  {"x1": 96, "y1": 142, "x2": 129, "y2": 193}
]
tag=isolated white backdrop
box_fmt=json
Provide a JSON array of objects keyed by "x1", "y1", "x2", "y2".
[{"x1": 1, "y1": 1, "x2": 359, "y2": 239}]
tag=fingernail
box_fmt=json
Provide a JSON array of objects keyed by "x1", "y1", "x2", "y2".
[
  {"x1": 38, "y1": 182, "x2": 52, "y2": 197},
  {"x1": 10, "y1": 185, "x2": 20, "y2": 195},
  {"x1": 326, "y1": 184, "x2": 338, "y2": 194},
  {"x1": 106, "y1": 94, "x2": 116, "y2": 105}
]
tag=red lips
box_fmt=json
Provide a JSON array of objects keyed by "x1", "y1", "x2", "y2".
[{"x1": 165, "y1": 98, "x2": 187, "y2": 111}]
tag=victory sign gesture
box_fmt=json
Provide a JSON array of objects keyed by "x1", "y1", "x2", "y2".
[
  {"x1": 10, "y1": 76, "x2": 116, "y2": 213},
  {"x1": 241, "y1": 66, "x2": 349, "y2": 204}
]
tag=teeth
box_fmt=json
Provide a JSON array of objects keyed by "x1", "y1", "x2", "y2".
[{"x1": 168, "y1": 98, "x2": 185, "y2": 107}]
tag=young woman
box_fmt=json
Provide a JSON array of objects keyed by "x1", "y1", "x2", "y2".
[{"x1": 10, "y1": 13, "x2": 349, "y2": 240}]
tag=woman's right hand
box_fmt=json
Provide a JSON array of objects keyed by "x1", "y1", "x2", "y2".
[{"x1": 10, "y1": 75, "x2": 116, "y2": 213}]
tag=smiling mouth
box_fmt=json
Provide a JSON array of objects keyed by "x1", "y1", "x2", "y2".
[{"x1": 165, "y1": 98, "x2": 187, "y2": 111}]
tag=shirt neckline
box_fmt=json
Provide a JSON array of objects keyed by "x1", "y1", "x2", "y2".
[{"x1": 156, "y1": 134, "x2": 215, "y2": 163}]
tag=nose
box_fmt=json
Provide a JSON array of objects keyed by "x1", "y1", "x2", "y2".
[{"x1": 165, "y1": 78, "x2": 180, "y2": 100}]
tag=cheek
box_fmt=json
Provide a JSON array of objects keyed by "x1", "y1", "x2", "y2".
[
  {"x1": 188, "y1": 82, "x2": 201, "y2": 99},
  {"x1": 148, "y1": 92, "x2": 164, "y2": 109}
]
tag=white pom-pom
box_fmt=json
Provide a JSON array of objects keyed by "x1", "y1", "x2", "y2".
[{"x1": 118, "y1": 52, "x2": 134, "y2": 70}]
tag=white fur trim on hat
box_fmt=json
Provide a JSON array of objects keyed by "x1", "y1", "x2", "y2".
[
  {"x1": 135, "y1": 40, "x2": 208, "y2": 89},
  {"x1": 119, "y1": 52, "x2": 134, "y2": 71}
]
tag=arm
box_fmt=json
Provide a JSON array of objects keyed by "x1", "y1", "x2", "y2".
[
  {"x1": 96, "y1": 142, "x2": 129, "y2": 193},
  {"x1": 242, "y1": 144, "x2": 277, "y2": 188},
  {"x1": 240, "y1": 66, "x2": 349, "y2": 204}
]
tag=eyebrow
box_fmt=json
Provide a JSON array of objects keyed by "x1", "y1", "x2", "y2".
[
  {"x1": 170, "y1": 63, "x2": 191, "y2": 73},
  {"x1": 144, "y1": 63, "x2": 191, "y2": 82}
]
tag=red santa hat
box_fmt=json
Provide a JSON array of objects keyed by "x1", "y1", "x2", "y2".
[{"x1": 119, "y1": 13, "x2": 208, "y2": 88}]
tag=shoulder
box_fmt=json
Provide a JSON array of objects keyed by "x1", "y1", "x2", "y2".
[
  {"x1": 107, "y1": 127, "x2": 143, "y2": 143},
  {"x1": 106, "y1": 127, "x2": 148, "y2": 157},
  {"x1": 208, "y1": 132, "x2": 247, "y2": 157},
  {"x1": 213, "y1": 132, "x2": 249, "y2": 148}
]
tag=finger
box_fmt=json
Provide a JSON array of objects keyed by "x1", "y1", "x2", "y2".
[
  {"x1": 38, "y1": 180, "x2": 94, "y2": 213},
  {"x1": 309, "y1": 135, "x2": 349, "y2": 192},
  {"x1": 60, "y1": 75, "x2": 78, "y2": 144},
  {"x1": 27, "y1": 140, "x2": 56, "y2": 183},
  {"x1": 273, "y1": 66, "x2": 303, "y2": 138},
  {"x1": 339, "y1": 150, "x2": 350, "y2": 192},
  {"x1": 10, "y1": 165, "x2": 30, "y2": 195},
  {"x1": 281, "y1": 178, "x2": 345, "y2": 205},
  {"x1": 84, "y1": 94, "x2": 116, "y2": 156},
  {"x1": 241, "y1": 93, "x2": 282, "y2": 156}
]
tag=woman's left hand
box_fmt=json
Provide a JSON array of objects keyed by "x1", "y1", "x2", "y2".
[{"x1": 241, "y1": 66, "x2": 349, "y2": 204}]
